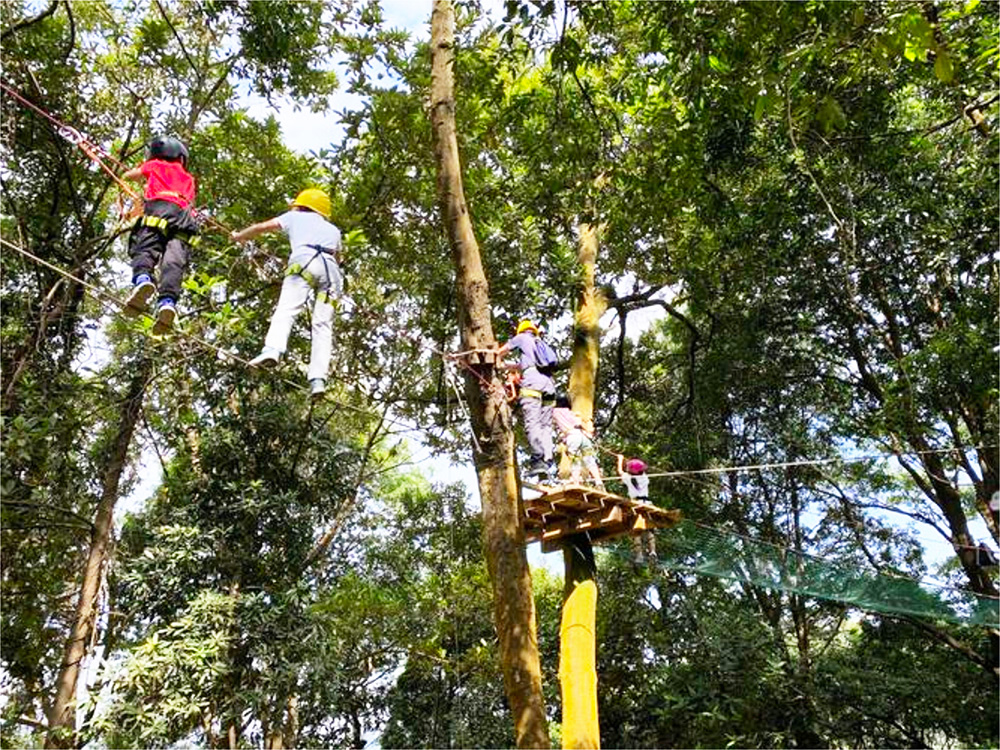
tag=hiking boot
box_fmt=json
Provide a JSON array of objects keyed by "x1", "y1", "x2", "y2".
[
  {"x1": 151, "y1": 298, "x2": 176, "y2": 335},
  {"x1": 248, "y1": 348, "x2": 280, "y2": 368},
  {"x1": 124, "y1": 275, "x2": 156, "y2": 317},
  {"x1": 309, "y1": 378, "x2": 326, "y2": 399}
]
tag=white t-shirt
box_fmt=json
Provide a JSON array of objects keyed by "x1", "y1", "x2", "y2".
[
  {"x1": 623, "y1": 473, "x2": 649, "y2": 500},
  {"x1": 277, "y1": 210, "x2": 342, "y2": 260}
]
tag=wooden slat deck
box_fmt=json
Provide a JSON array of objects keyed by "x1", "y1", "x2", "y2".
[{"x1": 522, "y1": 482, "x2": 681, "y2": 552}]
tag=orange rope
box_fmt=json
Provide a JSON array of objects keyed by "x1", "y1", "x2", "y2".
[{"x1": 1, "y1": 82, "x2": 233, "y2": 234}]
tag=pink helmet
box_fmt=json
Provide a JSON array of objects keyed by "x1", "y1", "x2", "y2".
[{"x1": 625, "y1": 458, "x2": 647, "y2": 475}]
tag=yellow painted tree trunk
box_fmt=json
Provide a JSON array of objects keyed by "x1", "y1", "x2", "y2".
[
  {"x1": 429, "y1": 2, "x2": 549, "y2": 746},
  {"x1": 560, "y1": 222, "x2": 606, "y2": 749}
]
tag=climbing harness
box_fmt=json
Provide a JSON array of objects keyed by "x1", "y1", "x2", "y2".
[
  {"x1": 284, "y1": 248, "x2": 339, "y2": 307},
  {"x1": 518, "y1": 387, "x2": 556, "y2": 402},
  {"x1": 131, "y1": 214, "x2": 202, "y2": 246}
]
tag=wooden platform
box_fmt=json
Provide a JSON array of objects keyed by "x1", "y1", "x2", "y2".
[{"x1": 522, "y1": 482, "x2": 681, "y2": 552}]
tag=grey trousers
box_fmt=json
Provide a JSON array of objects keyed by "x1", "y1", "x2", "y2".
[{"x1": 520, "y1": 394, "x2": 554, "y2": 465}]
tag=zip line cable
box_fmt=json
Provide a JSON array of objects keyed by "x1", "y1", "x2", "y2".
[{"x1": 591, "y1": 442, "x2": 998, "y2": 482}]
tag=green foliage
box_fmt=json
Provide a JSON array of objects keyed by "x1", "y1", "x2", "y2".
[
  {"x1": 88, "y1": 590, "x2": 238, "y2": 747},
  {"x1": 1, "y1": 0, "x2": 997, "y2": 747},
  {"x1": 200, "y1": 0, "x2": 337, "y2": 105}
]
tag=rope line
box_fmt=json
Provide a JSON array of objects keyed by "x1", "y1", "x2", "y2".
[
  {"x1": 2, "y1": 82, "x2": 234, "y2": 236},
  {"x1": 592, "y1": 524, "x2": 1000, "y2": 626},
  {"x1": 0, "y1": 238, "x2": 427, "y2": 437},
  {"x1": 591, "y1": 445, "x2": 998, "y2": 482},
  {"x1": 2, "y1": 82, "x2": 139, "y2": 196}
]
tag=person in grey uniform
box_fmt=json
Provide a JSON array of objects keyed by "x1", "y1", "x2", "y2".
[
  {"x1": 497, "y1": 319, "x2": 556, "y2": 481},
  {"x1": 231, "y1": 188, "x2": 343, "y2": 398}
]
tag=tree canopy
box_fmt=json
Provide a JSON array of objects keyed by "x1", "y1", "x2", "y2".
[{"x1": 1, "y1": 0, "x2": 997, "y2": 747}]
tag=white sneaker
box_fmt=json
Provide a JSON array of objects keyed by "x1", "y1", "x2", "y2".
[
  {"x1": 248, "y1": 349, "x2": 279, "y2": 368},
  {"x1": 151, "y1": 300, "x2": 176, "y2": 335},
  {"x1": 124, "y1": 277, "x2": 156, "y2": 317}
]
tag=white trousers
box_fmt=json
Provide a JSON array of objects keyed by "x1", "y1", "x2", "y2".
[{"x1": 263, "y1": 252, "x2": 342, "y2": 381}]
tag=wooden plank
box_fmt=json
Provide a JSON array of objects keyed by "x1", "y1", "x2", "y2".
[
  {"x1": 524, "y1": 505, "x2": 622, "y2": 545},
  {"x1": 522, "y1": 480, "x2": 682, "y2": 549}
]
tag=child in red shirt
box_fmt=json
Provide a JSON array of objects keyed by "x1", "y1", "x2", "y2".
[{"x1": 121, "y1": 136, "x2": 199, "y2": 334}]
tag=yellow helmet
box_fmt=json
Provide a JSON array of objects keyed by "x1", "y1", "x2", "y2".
[
  {"x1": 291, "y1": 188, "x2": 331, "y2": 219},
  {"x1": 516, "y1": 319, "x2": 538, "y2": 334}
]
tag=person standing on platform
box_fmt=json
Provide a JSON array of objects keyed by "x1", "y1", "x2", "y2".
[
  {"x1": 553, "y1": 395, "x2": 605, "y2": 488},
  {"x1": 497, "y1": 319, "x2": 557, "y2": 482}
]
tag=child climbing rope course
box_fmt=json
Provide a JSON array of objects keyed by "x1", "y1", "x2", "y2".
[
  {"x1": 617, "y1": 454, "x2": 656, "y2": 563},
  {"x1": 122, "y1": 136, "x2": 199, "y2": 335},
  {"x1": 230, "y1": 188, "x2": 343, "y2": 399},
  {"x1": 553, "y1": 395, "x2": 605, "y2": 489}
]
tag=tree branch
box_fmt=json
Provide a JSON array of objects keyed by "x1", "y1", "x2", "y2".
[
  {"x1": 303, "y1": 406, "x2": 390, "y2": 569},
  {"x1": 1, "y1": 0, "x2": 58, "y2": 41},
  {"x1": 59, "y1": 0, "x2": 75, "y2": 63},
  {"x1": 902, "y1": 615, "x2": 998, "y2": 678},
  {"x1": 0, "y1": 499, "x2": 95, "y2": 531},
  {"x1": 787, "y1": 88, "x2": 844, "y2": 235},
  {"x1": 152, "y1": 0, "x2": 200, "y2": 86}
]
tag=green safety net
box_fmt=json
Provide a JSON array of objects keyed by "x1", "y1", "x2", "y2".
[{"x1": 646, "y1": 521, "x2": 999, "y2": 628}]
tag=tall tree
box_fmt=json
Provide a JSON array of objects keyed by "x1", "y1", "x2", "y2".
[
  {"x1": 559, "y1": 221, "x2": 606, "y2": 750},
  {"x1": 429, "y1": 1, "x2": 549, "y2": 746}
]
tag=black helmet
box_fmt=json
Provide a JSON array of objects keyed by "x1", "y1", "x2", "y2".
[{"x1": 147, "y1": 135, "x2": 188, "y2": 165}]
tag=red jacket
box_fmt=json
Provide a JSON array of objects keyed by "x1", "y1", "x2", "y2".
[{"x1": 141, "y1": 159, "x2": 195, "y2": 207}]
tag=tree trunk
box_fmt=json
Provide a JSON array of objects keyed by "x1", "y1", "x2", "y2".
[
  {"x1": 560, "y1": 538, "x2": 599, "y2": 750},
  {"x1": 559, "y1": 221, "x2": 606, "y2": 749},
  {"x1": 567, "y1": 223, "x2": 606, "y2": 433},
  {"x1": 46, "y1": 356, "x2": 152, "y2": 747},
  {"x1": 429, "y1": 2, "x2": 548, "y2": 747}
]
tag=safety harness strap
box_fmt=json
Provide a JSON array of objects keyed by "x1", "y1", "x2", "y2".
[
  {"x1": 520, "y1": 388, "x2": 555, "y2": 403},
  {"x1": 138, "y1": 215, "x2": 168, "y2": 230},
  {"x1": 284, "y1": 263, "x2": 337, "y2": 308},
  {"x1": 133, "y1": 215, "x2": 200, "y2": 246},
  {"x1": 285, "y1": 262, "x2": 315, "y2": 285}
]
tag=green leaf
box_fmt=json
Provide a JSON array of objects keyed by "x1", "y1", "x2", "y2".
[
  {"x1": 708, "y1": 54, "x2": 730, "y2": 73},
  {"x1": 934, "y1": 51, "x2": 955, "y2": 83},
  {"x1": 754, "y1": 95, "x2": 768, "y2": 122}
]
